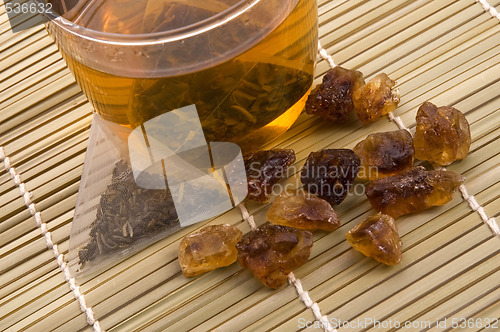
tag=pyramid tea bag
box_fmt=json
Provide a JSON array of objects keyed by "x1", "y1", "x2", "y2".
[
  {"x1": 68, "y1": 116, "x2": 183, "y2": 275},
  {"x1": 69, "y1": 107, "x2": 248, "y2": 276}
]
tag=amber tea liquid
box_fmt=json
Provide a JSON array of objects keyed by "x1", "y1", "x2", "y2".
[{"x1": 53, "y1": 0, "x2": 318, "y2": 151}]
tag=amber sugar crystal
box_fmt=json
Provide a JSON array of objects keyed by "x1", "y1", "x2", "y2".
[
  {"x1": 236, "y1": 224, "x2": 313, "y2": 288},
  {"x1": 353, "y1": 129, "x2": 414, "y2": 180},
  {"x1": 346, "y1": 213, "x2": 402, "y2": 266},
  {"x1": 305, "y1": 66, "x2": 365, "y2": 122},
  {"x1": 413, "y1": 101, "x2": 471, "y2": 166},
  {"x1": 366, "y1": 166, "x2": 464, "y2": 218},
  {"x1": 301, "y1": 149, "x2": 360, "y2": 205},
  {"x1": 178, "y1": 224, "x2": 243, "y2": 277},
  {"x1": 244, "y1": 149, "x2": 296, "y2": 203},
  {"x1": 266, "y1": 191, "x2": 340, "y2": 231},
  {"x1": 353, "y1": 73, "x2": 400, "y2": 124}
]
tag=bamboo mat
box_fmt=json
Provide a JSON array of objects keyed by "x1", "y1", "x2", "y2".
[{"x1": 1, "y1": 0, "x2": 500, "y2": 331}]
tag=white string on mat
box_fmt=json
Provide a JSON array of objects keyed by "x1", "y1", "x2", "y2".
[
  {"x1": 475, "y1": 0, "x2": 500, "y2": 21},
  {"x1": 238, "y1": 203, "x2": 337, "y2": 332},
  {"x1": 238, "y1": 202, "x2": 258, "y2": 231},
  {"x1": 459, "y1": 185, "x2": 500, "y2": 235},
  {"x1": 433, "y1": 164, "x2": 500, "y2": 236},
  {"x1": 387, "y1": 112, "x2": 411, "y2": 135},
  {"x1": 318, "y1": 40, "x2": 336, "y2": 68},
  {"x1": 0, "y1": 146, "x2": 103, "y2": 332},
  {"x1": 288, "y1": 273, "x2": 336, "y2": 332}
]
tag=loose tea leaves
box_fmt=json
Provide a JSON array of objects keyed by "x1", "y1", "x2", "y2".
[
  {"x1": 178, "y1": 224, "x2": 242, "y2": 277},
  {"x1": 130, "y1": 60, "x2": 312, "y2": 146},
  {"x1": 78, "y1": 160, "x2": 180, "y2": 265}
]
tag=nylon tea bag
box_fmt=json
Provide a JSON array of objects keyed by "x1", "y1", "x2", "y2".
[
  {"x1": 67, "y1": 115, "x2": 179, "y2": 276},
  {"x1": 68, "y1": 106, "x2": 247, "y2": 276}
]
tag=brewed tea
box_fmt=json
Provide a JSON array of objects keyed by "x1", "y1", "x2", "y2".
[{"x1": 51, "y1": 0, "x2": 318, "y2": 150}]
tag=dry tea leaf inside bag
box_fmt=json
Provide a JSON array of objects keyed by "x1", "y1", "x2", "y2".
[{"x1": 69, "y1": 117, "x2": 181, "y2": 276}]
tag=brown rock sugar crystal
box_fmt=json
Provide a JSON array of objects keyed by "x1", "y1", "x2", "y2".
[
  {"x1": 353, "y1": 129, "x2": 414, "y2": 180},
  {"x1": 305, "y1": 66, "x2": 365, "y2": 122},
  {"x1": 301, "y1": 149, "x2": 360, "y2": 205},
  {"x1": 266, "y1": 192, "x2": 340, "y2": 231},
  {"x1": 236, "y1": 224, "x2": 313, "y2": 288},
  {"x1": 366, "y1": 166, "x2": 464, "y2": 218},
  {"x1": 345, "y1": 213, "x2": 402, "y2": 266},
  {"x1": 413, "y1": 101, "x2": 471, "y2": 166},
  {"x1": 178, "y1": 224, "x2": 242, "y2": 277},
  {"x1": 243, "y1": 149, "x2": 296, "y2": 203},
  {"x1": 353, "y1": 73, "x2": 400, "y2": 124}
]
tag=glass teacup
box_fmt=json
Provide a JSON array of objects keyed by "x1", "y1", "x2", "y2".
[{"x1": 42, "y1": 0, "x2": 318, "y2": 151}]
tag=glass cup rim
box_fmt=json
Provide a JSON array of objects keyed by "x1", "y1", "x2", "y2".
[{"x1": 41, "y1": 0, "x2": 262, "y2": 46}]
